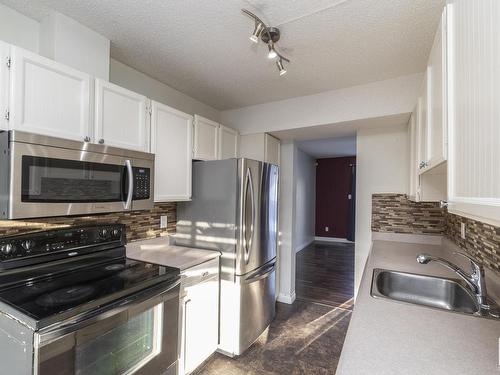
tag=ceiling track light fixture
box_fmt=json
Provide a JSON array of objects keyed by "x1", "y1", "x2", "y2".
[{"x1": 242, "y1": 9, "x2": 291, "y2": 76}]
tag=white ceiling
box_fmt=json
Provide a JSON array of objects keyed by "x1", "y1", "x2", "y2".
[
  {"x1": 297, "y1": 135, "x2": 356, "y2": 158},
  {"x1": 2, "y1": 0, "x2": 445, "y2": 110}
]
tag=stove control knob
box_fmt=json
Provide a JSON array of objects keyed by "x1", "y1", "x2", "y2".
[
  {"x1": 99, "y1": 228, "x2": 108, "y2": 237},
  {"x1": 1, "y1": 243, "x2": 14, "y2": 255},
  {"x1": 21, "y1": 240, "x2": 35, "y2": 251},
  {"x1": 112, "y1": 229, "x2": 120, "y2": 238}
]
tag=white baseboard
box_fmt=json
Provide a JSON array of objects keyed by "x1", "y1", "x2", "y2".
[
  {"x1": 314, "y1": 236, "x2": 354, "y2": 243},
  {"x1": 277, "y1": 291, "x2": 296, "y2": 304},
  {"x1": 295, "y1": 239, "x2": 314, "y2": 253}
]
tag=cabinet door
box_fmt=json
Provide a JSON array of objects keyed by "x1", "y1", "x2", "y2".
[
  {"x1": 218, "y1": 125, "x2": 238, "y2": 159},
  {"x1": 183, "y1": 277, "x2": 219, "y2": 374},
  {"x1": 0, "y1": 41, "x2": 9, "y2": 131},
  {"x1": 193, "y1": 115, "x2": 218, "y2": 160},
  {"x1": 9, "y1": 46, "x2": 91, "y2": 141},
  {"x1": 94, "y1": 79, "x2": 149, "y2": 152},
  {"x1": 416, "y1": 74, "x2": 428, "y2": 174},
  {"x1": 447, "y1": 0, "x2": 500, "y2": 225},
  {"x1": 408, "y1": 111, "x2": 420, "y2": 201},
  {"x1": 151, "y1": 101, "x2": 192, "y2": 202},
  {"x1": 264, "y1": 134, "x2": 280, "y2": 165},
  {"x1": 427, "y1": 11, "x2": 447, "y2": 169}
]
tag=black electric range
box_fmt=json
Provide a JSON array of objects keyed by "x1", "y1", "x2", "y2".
[{"x1": 0, "y1": 225, "x2": 180, "y2": 330}]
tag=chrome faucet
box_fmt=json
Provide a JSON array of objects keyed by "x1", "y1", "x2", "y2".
[{"x1": 417, "y1": 252, "x2": 489, "y2": 308}]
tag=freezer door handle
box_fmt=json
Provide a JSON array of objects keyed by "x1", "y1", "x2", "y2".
[
  {"x1": 243, "y1": 167, "x2": 255, "y2": 263},
  {"x1": 244, "y1": 261, "x2": 276, "y2": 284}
]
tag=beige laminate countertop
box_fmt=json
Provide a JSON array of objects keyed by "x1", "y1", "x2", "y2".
[
  {"x1": 126, "y1": 237, "x2": 220, "y2": 271},
  {"x1": 336, "y1": 237, "x2": 500, "y2": 375}
]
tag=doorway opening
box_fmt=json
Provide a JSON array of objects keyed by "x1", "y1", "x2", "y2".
[{"x1": 295, "y1": 136, "x2": 356, "y2": 310}]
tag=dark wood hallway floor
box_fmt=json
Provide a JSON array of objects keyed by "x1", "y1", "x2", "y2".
[{"x1": 296, "y1": 241, "x2": 355, "y2": 309}]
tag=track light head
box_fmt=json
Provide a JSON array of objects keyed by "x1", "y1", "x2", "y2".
[
  {"x1": 267, "y1": 43, "x2": 278, "y2": 59},
  {"x1": 276, "y1": 59, "x2": 287, "y2": 76},
  {"x1": 250, "y1": 22, "x2": 264, "y2": 43}
]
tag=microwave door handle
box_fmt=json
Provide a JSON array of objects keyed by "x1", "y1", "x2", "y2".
[{"x1": 124, "y1": 160, "x2": 134, "y2": 209}]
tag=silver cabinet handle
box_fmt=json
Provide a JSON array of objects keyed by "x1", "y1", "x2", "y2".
[
  {"x1": 124, "y1": 160, "x2": 134, "y2": 210},
  {"x1": 99, "y1": 138, "x2": 105, "y2": 144},
  {"x1": 84, "y1": 136, "x2": 91, "y2": 142}
]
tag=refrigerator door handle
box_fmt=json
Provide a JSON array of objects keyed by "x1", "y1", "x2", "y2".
[
  {"x1": 243, "y1": 261, "x2": 276, "y2": 284},
  {"x1": 243, "y1": 167, "x2": 255, "y2": 263}
]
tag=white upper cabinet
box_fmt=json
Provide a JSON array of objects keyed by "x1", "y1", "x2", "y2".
[
  {"x1": 264, "y1": 134, "x2": 280, "y2": 165},
  {"x1": 0, "y1": 41, "x2": 9, "y2": 131},
  {"x1": 239, "y1": 133, "x2": 281, "y2": 165},
  {"x1": 9, "y1": 46, "x2": 91, "y2": 141},
  {"x1": 408, "y1": 111, "x2": 419, "y2": 200},
  {"x1": 416, "y1": 73, "x2": 428, "y2": 173},
  {"x1": 94, "y1": 79, "x2": 150, "y2": 152},
  {"x1": 426, "y1": 11, "x2": 447, "y2": 170},
  {"x1": 151, "y1": 101, "x2": 193, "y2": 202},
  {"x1": 446, "y1": 0, "x2": 500, "y2": 225},
  {"x1": 193, "y1": 115, "x2": 218, "y2": 160},
  {"x1": 218, "y1": 124, "x2": 238, "y2": 159}
]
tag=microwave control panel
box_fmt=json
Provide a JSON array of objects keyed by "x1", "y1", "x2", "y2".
[{"x1": 133, "y1": 167, "x2": 151, "y2": 200}]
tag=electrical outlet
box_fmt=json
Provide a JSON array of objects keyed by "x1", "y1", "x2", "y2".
[
  {"x1": 325, "y1": 226, "x2": 329, "y2": 232},
  {"x1": 160, "y1": 215, "x2": 168, "y2": 229},
  {"x1": 460, "y1": 222, "x2": 466, "y2": 239}
]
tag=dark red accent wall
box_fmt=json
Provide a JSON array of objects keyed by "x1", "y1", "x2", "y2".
[{"x1": 315, "y1": 156, "x2": 356, "y2": 238}]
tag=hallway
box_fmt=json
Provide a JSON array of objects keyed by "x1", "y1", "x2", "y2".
[
  {"x1": 296, "y1": 241, "x2": 355, "y2": 309},
  {"x1": 196, "y1": 241, "x2": 354, "y2": 374}
]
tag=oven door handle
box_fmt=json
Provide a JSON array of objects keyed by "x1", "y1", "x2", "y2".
[
  {"x1": 36, "y1": 278, "x2": 180, "y2": 345},
  {"x1": 124, "y1": 159, "x2": 134, "y2": 210}
]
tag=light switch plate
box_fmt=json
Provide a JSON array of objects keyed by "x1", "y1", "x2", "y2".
[
  {"x1": 160, "y1": 215, "x2": 168, "y2": 229},
  {"x1": 460, "y1": 222, "x2": 466, "y2": 239},
  {"x1": 325, "y1": 226, "x2": 329, "y2": 232}
]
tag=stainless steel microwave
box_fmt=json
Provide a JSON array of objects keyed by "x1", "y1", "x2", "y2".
[{"x1": 0, "y1": 131, "x2": 155, "y2": 219}]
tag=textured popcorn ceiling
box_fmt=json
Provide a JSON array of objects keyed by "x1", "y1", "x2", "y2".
[{"x1": 2, "y1": 0, "x2": 445, "y2": 110}]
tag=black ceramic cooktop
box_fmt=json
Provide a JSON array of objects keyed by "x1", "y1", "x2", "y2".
[{"x1": 0, "y1": 255, "x2": 179, "y2": 328}]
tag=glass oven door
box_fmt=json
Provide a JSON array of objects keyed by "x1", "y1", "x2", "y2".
[{"x1": 34, "y1": 283, "x2": 179, "y2": 375}]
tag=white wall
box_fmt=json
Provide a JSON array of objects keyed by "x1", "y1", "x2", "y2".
[
  {"x1": 39, "y1": 12, "x2": 110, "y2": 80},
  {"x1": 0, "y1": 3, "x2": 220, "y2": 122},
  {"x1": 277, "y1": 142, "x2": 296, "y2": 304},
  {"x1": 294, "y1": 148, "x2": 316, "y2": 253},
  {"x1": 221, "y1": 73, "x2": 423, "y2": 135},
  {"x1": 355, "y1": 125, "x2": 409, "y2": 296},
  {"x1": 0, "y1": 4, "x2": 39, "y2": 53},
  {"x1": 110, "y1": 59, "x2": 220, "y2": 122}
]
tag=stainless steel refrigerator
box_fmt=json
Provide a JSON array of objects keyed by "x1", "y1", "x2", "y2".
[{"x1": 175, "y1": 158, "x2": 279, "y2": 357}]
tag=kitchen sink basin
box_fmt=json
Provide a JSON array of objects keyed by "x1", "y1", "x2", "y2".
[{"x1": 371, "y1": 269, "x2": 480, "y2": 314}]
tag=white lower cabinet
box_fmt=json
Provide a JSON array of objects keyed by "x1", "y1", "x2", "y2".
[
  {"x1": 8, "y1": 46, "x2": 92, "y2": 141},
  {"x1": 179, "y1": 258, "x2": 220, "y2": 375},
  {"x1": 151, "y1": 101, "x2": 192, "y2": 201},
  {"x1": 94, "y1": 79, "x2": 150, "y2": 152},
  {"x1": 0, "y1": 41, "x2": 9, "y2": 131}
]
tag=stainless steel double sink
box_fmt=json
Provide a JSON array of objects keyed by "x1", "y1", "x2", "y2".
[{"x1": 371, "y1": 269, "x2": 499, "y2": 319}]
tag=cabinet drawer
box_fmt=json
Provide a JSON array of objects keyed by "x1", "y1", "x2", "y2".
[{"x1": 181, "y1": 257, "x2": 220, "y2": 289}]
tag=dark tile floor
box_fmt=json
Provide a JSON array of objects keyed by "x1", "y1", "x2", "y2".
[{"x1": 195, "y1": 241, "x2": 354, "y2": 375}]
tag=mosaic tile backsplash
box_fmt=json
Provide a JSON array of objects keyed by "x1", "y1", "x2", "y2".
[
  {"x1": 372, "y1": 193, "x2": 500, "y2": 275},
  {"x1": 446, "y1": 212, "x2": 500, "y2": 274},
  {"x1": 0, "y1": 203, "x2": 176, "y2": 242},
  {"x1": 371, "y1": 194, "x2": 445, "y2": 235}
]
